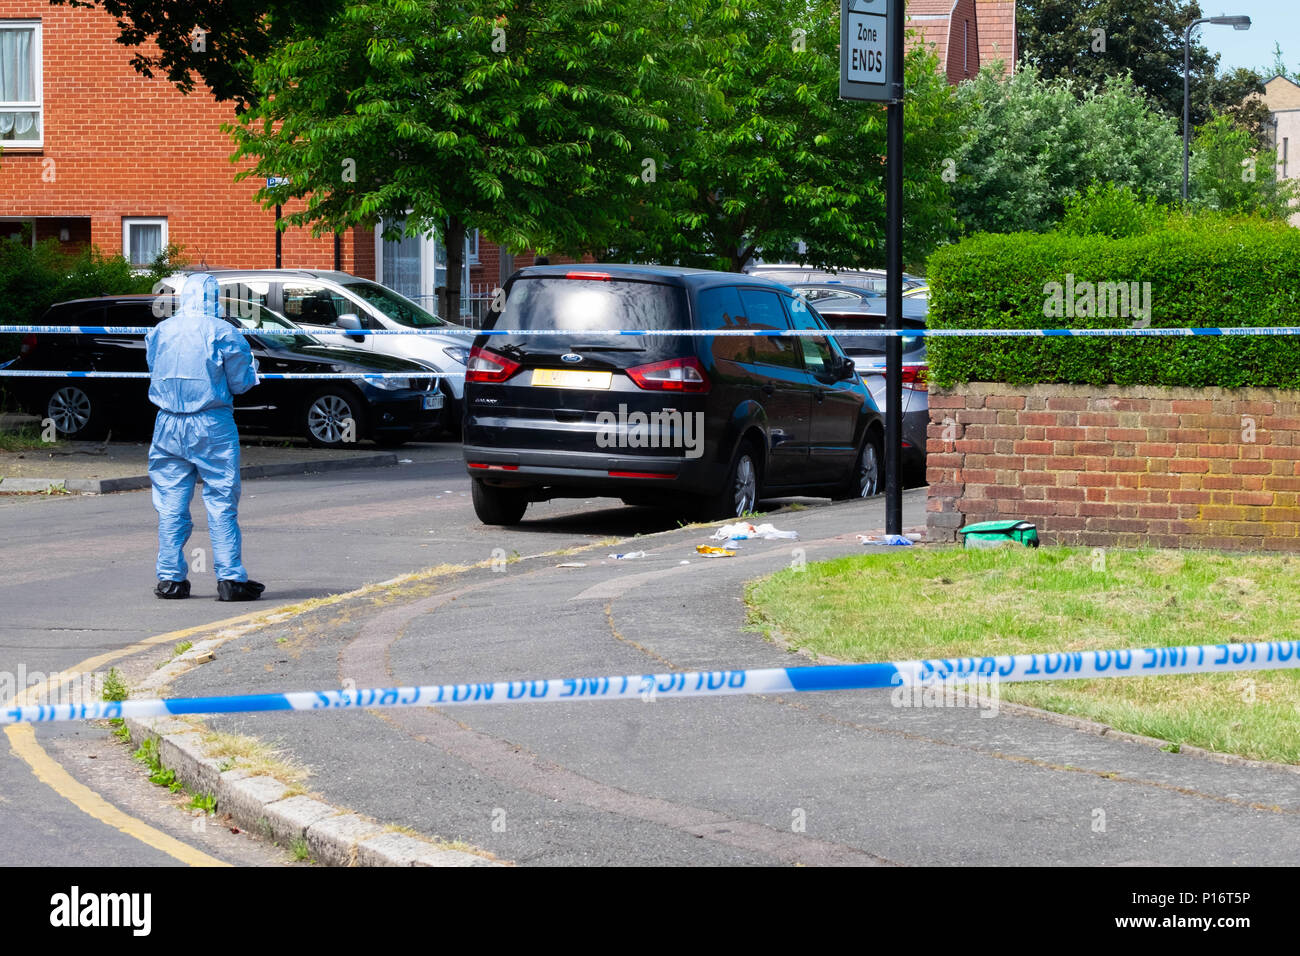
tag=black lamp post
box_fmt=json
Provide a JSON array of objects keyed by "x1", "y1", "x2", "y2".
[{"x1": 1184, "y1": 15, "x2": 1251, "y2": 201}]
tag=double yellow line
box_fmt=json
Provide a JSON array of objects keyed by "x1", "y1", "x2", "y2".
[{"x1": 5, "y1": 609, "x2": 271, "y2": 867}]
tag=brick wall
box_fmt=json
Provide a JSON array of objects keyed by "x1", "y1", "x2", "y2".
[
  {"x1": 927, "y1": 383, "x2": 1300, "y2": 551},
  {"x1": 1, "y1": 2, "x2": 370, "y2": 273}
]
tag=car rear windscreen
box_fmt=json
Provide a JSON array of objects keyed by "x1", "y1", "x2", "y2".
[
  {"x1": 818, "y1": 314, "x2": 925, "y2": 359},
  {"x1": 487, "y1": 277, "x2": 690, "y2": 352}
]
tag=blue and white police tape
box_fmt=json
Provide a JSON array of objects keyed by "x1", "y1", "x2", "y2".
[
  {"x1": 9, "y1": 325, "x2": 1300, "y2": 338},
  {"x1": 4, "y1": 639, "x2": 1296, "y2": 724},
  {"x1": 0, "y1": 370, "x2": 460, "y2": 380}
]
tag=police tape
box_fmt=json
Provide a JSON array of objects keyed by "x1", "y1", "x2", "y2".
[
  {"x1": 4, "y1": 639, "x2": 1296, "y2": 724},
  {"x1": 0, "y1": 370, "x2": 460, "y2": 380},
  {"x1": 8, "y1": 325, "x2": 1300, "y2": 338}
]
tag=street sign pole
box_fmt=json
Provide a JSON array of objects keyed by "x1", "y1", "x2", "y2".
[{"x1": 841, "y1": 0, "x2": 904, "y2": 534}]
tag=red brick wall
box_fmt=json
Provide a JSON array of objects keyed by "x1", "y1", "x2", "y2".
[
  {"x1": 927, "y1": 383, "x2": 1300, "y2": 551},
  {"x1": 0, "y1": 2, "x2": 372, "y2": 274}
]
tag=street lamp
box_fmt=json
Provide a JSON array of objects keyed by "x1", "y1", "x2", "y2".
[{"x1": 1184, "y1": 15, "x2": 1251, "y2": 201}]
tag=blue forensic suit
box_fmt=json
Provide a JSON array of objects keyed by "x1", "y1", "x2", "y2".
[{"x1": 146, "y1": 274, "x2": 259, "y2": 582}]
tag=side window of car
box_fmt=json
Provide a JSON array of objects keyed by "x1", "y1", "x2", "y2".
[
  {"x1": 695, "y1": 286, "x2": 751, "y2": 364},
  {"x1": 282, "y1": 284, "x2": 350, "y2": 327},
  {"x1": 737, "y1": 288, "x2": 800, "y2": 370},
  {"x1": 104, "y1": 303, "x2": 158, "y2": 329},
  {"x1": 219, "y1": 280, "x2": 270, "y2": 322},
  {"x1": 784, "y1": 294, "x2": 843, "y2": 378}
]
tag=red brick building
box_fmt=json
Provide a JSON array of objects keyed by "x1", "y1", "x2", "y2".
[
  {"x1": 2, "y1": 2, "x2": 1011, "y2": 315},
  {"x1": 906, "y1": 0, "x2": 1017, "y2": 85},
  {"x1": 0, "y1": 2, "x2": 538, "y2": 317}
]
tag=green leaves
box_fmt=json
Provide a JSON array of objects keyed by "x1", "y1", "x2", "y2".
[{"x1": 927, "y1": 217, "x2": 1300, "y2": 388}]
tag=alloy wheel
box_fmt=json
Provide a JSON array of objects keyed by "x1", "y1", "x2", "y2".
[
  {"x1": 307, "y1": 394, "x2": 354, "y2": 445},
  {"x1": 47, "y1": 387, "x2": 92, "y2": 434},
  {"x1": 733, "y1": 454, "x2": 758, "y2": 516}
]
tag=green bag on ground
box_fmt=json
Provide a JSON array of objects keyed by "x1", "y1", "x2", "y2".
[{"x1": 958, "y1": 520, "x2": 1040, "y2": 549}]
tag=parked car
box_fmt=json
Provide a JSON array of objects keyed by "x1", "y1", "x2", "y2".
[
  {"x1": 8, "y1": 294, "x2": 444, "y2": 447},
  {"x1": 159, "y1": 270, "x2": 469, "y2": 436},
  {"x1": 745, "y1": 263, "x2": 926, "y2": 295},
  {"x1": 462, "y1": 264, "x2": 885, "y2": 524},
  {"x1": 792, "y1": 284, "x2": 929, "y2": 484}
]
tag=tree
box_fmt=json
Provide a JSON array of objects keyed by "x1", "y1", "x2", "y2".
[
  {"x1": 228, "y1": 0, "x2": 673, "y2": 316},
  {"x1": 49, "y1": 0, "x2": 341, "y2": 108},
  {"x1": 949, "y1": 65, "x2": 1182, "y2": 235},
  {"x1": 1190, "y1": 114, "x2": 1299, "y2": 219},
  {"x1": 1016, "y1": 1, "x2": 1268, "y2": 138},
  {"x1": 606, "y1": 0, "x2": 967, "y2": 272}
]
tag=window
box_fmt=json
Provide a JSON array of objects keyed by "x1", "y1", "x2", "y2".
[
  {"x1": 785, "y1": 294, "x2": 840, "y2": 377},
  {"x1": 466, "y1": 229, "x2": 480, "y2": 265},
  {"x1": 122, "y1": 218, "x2": 167, "y2": 267},
  {"x1": 1, "y1": 217, "x2": 34, "y2": 247},
  {"x1": 737, "y1": 288, "x2": 801, "y2": 370},
  {"x1": 281, "y1": 283, "x2": 351, "y2": 327},
  {"x1": 0, "y1": 21, "x2": 41, "y2": 146}
]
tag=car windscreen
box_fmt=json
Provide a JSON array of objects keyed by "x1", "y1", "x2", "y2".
[
  {"x1": 485, "y1": 277, "x2": 690, "y2": 353},
  {"x1": 339, "y1": 281, "x2": 447, "y2": 328}
]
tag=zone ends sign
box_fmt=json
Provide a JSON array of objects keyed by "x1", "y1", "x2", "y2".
[{"x1": 840, "y1": 0, "x2": 902, "y2": 102}]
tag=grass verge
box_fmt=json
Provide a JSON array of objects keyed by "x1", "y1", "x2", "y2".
[{"x1": 745, "y1": 546, "x2": 1300, "y2": 764}]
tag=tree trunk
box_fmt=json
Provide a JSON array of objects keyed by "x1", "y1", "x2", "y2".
[{"x1": 443, "y1": 216, "x2": 467, "y2": 320}]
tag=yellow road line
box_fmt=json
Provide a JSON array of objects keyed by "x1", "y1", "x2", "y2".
[
  {"x1": 5, "y1": 608, "x2": 277, "y2": 869},
  {"x1": 5, "y1": 723, "x2": 228, "y2": 867}
]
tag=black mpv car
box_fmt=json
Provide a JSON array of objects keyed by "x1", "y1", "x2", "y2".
[
  {"x1": 6, "y1": 295, "x2": 444, "y2": 447},
  {"x1": 462, "y1": 265, "x2": 885, "y2": 524}
]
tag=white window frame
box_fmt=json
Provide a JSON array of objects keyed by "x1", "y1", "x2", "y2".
[
  {"x1": 466, "y1": 228, "x2": 480, "y2": 265},
  {"x1": 122, "y1": 217, "x2": 168, "y2": 267},
  {"x1": 0, "y1": 20, "x2": 43, "y2": 149}
]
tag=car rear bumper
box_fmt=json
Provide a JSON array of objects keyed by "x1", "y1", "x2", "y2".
[{"x1": 462, "y1": 444, "x2": 722, "y2": 496}]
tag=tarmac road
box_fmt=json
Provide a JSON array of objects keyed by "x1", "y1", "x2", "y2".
[{"x1": 3, "y1": 443, "x2": 1297, "y2": 866}]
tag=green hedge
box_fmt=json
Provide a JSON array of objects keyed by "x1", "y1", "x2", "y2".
[{"x1": 925, "y1": 216, "x2": 1300, "y2": 388}]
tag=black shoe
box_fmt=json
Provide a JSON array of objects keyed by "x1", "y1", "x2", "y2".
[
  {"x1": 217, "y1": 579, "x2": 265, "y2": 602},
  {"x1": 154, "y1": 579, "x2": 191, "y2": 600}
]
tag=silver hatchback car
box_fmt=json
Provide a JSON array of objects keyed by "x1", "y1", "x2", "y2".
[{"x1": 162, "y1": 269, "x2": 470, "y2": 435}]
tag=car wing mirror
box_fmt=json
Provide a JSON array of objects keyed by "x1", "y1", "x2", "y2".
[{"x1": 338, "y1": 313, "x2": 366, "y2": 340}]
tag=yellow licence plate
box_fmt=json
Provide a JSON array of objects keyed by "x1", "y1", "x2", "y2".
[{"x1": 531, "y1": 368, "x2": 613, "y2": 389}]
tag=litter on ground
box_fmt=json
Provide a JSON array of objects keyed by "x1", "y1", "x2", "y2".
[
  {"x1": 696, "y1": 545, "x2": 736, "y2": 558},
  {"x1": 710, "y1": 522, "x2": 799, "y2": 541}
]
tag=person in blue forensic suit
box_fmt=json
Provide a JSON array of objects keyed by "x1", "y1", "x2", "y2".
[{"x1": 146, "y1": 273, "x2": 265, "y2": 601}]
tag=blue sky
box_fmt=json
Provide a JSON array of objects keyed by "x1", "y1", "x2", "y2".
[{"x1": 1195, "y1": 0, "x2": 1299, "y2": 75}]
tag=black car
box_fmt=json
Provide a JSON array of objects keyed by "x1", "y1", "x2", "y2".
[
  {"x1": 791, "y1": 283, "x2": 929, "y2": 483},
  {"x1": 462, "y1": 265, "x2": 885, "y2": 524},
  {"x1": 6, "y1": 295, "x2": 444, "y2": 447}
]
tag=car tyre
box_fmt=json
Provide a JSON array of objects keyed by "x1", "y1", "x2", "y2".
[
  {"x1": 303, "y1": 387, "x2": 366, "y2": 449},
  {"x1": 693, "y1": 439, "x2": 761, "y2": 521},
  {"x1": 472, "y1": 479, "x2": 529, "y2": 525},
  {"x1": 835, "y1": 429, "x2": 884, "y2": 499},
  {"x1": 44, "y1": 384, "x2": 109, "y2": 440}
]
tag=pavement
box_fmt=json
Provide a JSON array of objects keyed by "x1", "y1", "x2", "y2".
[
  {"x1": 0, "y1": 421, "x2": 403, "y2": 492},
  {"x1": 3, "y1": 443, "x2": 1297, "y2": 866}
]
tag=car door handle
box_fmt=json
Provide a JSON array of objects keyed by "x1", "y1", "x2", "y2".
[
  {"x1": 814, "y1": 389, "x2": 826, "y2": 403},
  {"x1": 761, "y1": 384, "x2": 775, "y2": 397}
]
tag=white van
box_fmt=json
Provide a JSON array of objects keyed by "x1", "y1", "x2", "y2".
[{"x1": 163, "y1": 269, "x2": 470, "y2": 435}]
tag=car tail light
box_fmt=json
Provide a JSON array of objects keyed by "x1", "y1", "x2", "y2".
[
  {"x1": 565, "y1": 270, "x2": 611, "y2": 280},
  {"x1": 625, "y1": 357, "x2": 710, "y2": 393},
  {"x1": 465, "y1": 346, "x2": 520, "y2": 384},
  {"x1": 468, "y1": 462, "x2": 519, "y2": 471},
  {"x1": 609, "y1": 470, "x2": 675, "y2": 479},
  {"x1": 901, "y1": 364, "x2": 928, "y2": 391},
  {"x1": 20, "y1": 334, "x2": 37, "y2": 358}
]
